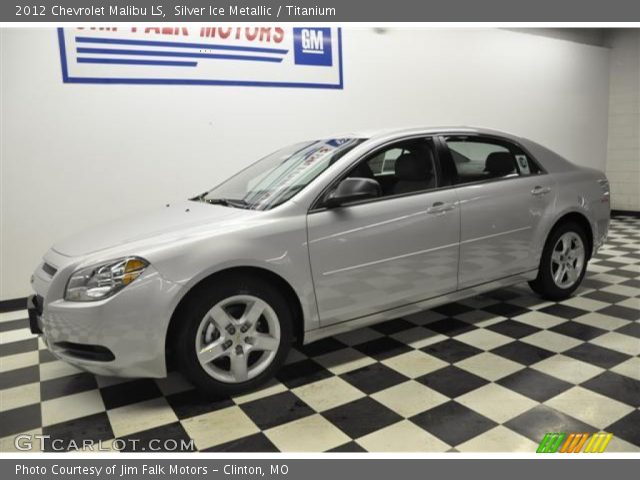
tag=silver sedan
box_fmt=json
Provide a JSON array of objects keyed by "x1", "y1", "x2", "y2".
[{"x1": 28, "y1": 127, "x2": 611, "y2": 395}]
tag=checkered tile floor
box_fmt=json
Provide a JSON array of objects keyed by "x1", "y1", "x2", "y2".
[{"x1": 1, "y1": 216, "x2": 639, "y2": 453}]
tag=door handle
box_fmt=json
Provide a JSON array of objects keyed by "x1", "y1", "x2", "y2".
[
  {"x1": 531, "y1": 185, "x2": 551, "y2": 196},
  {"x1": 427, "y1": 201, "x2": 456, "y2": 214}
]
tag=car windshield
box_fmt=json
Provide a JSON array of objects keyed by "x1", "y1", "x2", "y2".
[{"x1": 198, "y1": 138, "x2": 364, "y2": 210}]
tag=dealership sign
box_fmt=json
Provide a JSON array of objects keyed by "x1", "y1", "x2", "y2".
[{"x1": 57, "y1": 26, "x2": 343, "y2": 88}]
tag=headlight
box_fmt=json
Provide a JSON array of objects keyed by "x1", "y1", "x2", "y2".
[{"x1": 65, "y1": 257, "x2": 149, "y2": 302}]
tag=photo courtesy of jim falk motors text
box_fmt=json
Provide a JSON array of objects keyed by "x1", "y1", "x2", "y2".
[{"x1": 15, "y1": 463, "x2": 275, "y2": 476}]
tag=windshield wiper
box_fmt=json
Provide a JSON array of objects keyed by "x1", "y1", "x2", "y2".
[{"x1": 203, "y1": 198, "x2": 250, "y2": 209}]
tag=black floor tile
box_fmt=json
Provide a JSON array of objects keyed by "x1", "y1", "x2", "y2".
[
  {"x1": 0, "y1": 338, "x2": 38, "y2": 357},
  {"x1": 583, "y1": 290, "x2": 628, "y2": 304},
  {"x1": 597, "y1": 305, "x2": 639, "y2": 321},
  {"x1": 410, "y1": 401, "x2": 496, "y2": 446},
  {"x1": 165, "y1": 389, "x2": 233, "y2": 420},
  {"x1": 615, "y1": 322, "x2": 640, "y2": 338},
  {"x1": 99, "y1": 379, "x2": 164, "y2": 410},
  {"x1": 352, "y1": 337, "x2": 412, "y2": 361},
  {"x1": 487, "y1": 320, "x2": 541, "y2": 339},
  {"x1": 328, "y1": 441, "x2": 367, "y2": 452},
  {"x1": 40, "y1": 372, "x2": 98, "y2": 401},
  {"x1": 620, "y1": 279, "x2": 640, "y2": 289},
  {"x1": 371, "y1": 318, "x2": 415, "y2": 335},
  {"x1": 594, "y1": 260, "x2": 624, "y2": 268},
  {"x1": 0, "y1": 404, "x2": 42, "y2": 437},
  {"x1": 204, "y1": 432, "x2": 279, "y2": 452},
  {"x1": 42, "y1": 412, "x2": 113, "y2": 451},
  {"x1": 424, "y1": 318, "x2": 476, "y2": 337},
  {"x1": 607, "y1": 268, "x2": 638, "y2": 279},
  {"x1": 580, "y1": 278, "x2": 609, "y2": 290},
  {"x1": 432, "y1": 303, "x2": 474, "y2": 317},
  {"x1": 323, "y1": 397, "x2": 401, "y2": 439},
  {"x1": 276, "y1": 358, "x2": 333, "y2": 388},
  {"x1": 297, "y1": 338, "x2": 347, "y2": 357},
  {"x1": 564, "y1": 343, "x2": 630, "y2": 369},
  {"x1": 0, "y1": 319, "x2": 28, "y2": 333},
  {"x1": 540, "y1": 304, "x2": 589, "y2": 319},
  {"x1": 605, "y1": 410, "x2": 640, "y2": 447},
  {"x1": 416, "y1": 366, "x2": 488, "y2": 398},
  {"x1": 340, "y1": 362, "x2": 408, "y2": 395},
  {"x1": 482, "y1": 302, "x2": 530, "y2": 318},
  {"x1": 0, "y1": 365, "x2": 39, "y2": 390},
  {"x1": 485, "y1": 289, "x2": 522, "y2": 301},
  {"x1": 549, "y1": 322, "x2": 607, "y2": 341},
  {"x1": 0, "y1": 299, "x2": 27, "y2": 313},
  {"x1": 421, "y1": 339, "x2": 482, "y2": 364},
  {"x1": 504, "y1": 405, "x2": 595, "y2": 443},
  {"x1": 38, "y1": 349, "x2": 57, "y2": 364},
  {"x1": 491, "y1": 341, "x2": 555, "y2": 366},
  {"x1": 497, "y1": 368, "x2": 572, "y2": 402},
  {"x1": 240, "y1": 391, "x2": 314, "y2": 431},
  {"x1": 581, "y1": 371, "x2": 640, "y2": 408}
]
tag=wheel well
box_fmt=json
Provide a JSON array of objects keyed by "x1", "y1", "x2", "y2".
[
  {"x1": 549, "y1": 212, "x2": 594, "y2": 259},
  {"x1": 165, "y1": 267, "x2": 305, "y2": 364}
]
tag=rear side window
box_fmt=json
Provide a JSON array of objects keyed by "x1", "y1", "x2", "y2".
[{"x1": 444, "y1": 136, "x2": 541, "y2": 185}]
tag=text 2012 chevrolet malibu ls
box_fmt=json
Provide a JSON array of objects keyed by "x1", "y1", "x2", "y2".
[{"x1": 28, "y1": 127, "x2": 610, "y2": 395}]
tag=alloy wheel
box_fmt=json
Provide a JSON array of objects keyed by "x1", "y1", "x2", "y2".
[
  {"x1": 550, "y1": 232, "x2": 585, "y2": 289},
  {"x1": 195, "y1": 295, "x2": 281, "y2": 383}
]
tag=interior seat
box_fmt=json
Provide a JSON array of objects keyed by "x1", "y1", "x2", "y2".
[
  {"x1": 349, "y1": 162, "x2": 376, "y2": 179},
  {"x1": 484, "y1": 152, "x2": 516, "y2": 178},
  {"x1": 392, "y1": 151, "x2": 436, "y2": 195}
]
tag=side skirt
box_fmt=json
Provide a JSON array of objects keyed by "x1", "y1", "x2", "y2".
[{"x1": 303, "y1": 269, "x2": 538, "y2": 344}]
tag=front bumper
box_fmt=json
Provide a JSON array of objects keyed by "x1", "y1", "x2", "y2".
[{"x1": 31, "y1": 265, "x2": 183, "y2": 378}]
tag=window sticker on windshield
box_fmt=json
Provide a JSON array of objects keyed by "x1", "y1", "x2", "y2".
[{"x1": 516, "y1": 155, "x2": 530, "y2": 174}]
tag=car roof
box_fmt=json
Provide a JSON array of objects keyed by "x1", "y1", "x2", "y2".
[
  {"x1": 327, "y1": 126, "x2": 578, "y2": 174},
  {"x1": 335, "y1": 126, "x2": 525, "y2": 142}
]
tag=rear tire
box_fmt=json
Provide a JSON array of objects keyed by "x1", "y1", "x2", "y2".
[
  {"x1": 175, "y1": 274, "x2": 293, "y2": 397},
  {"x1": 528, "y1": 222, "x2": 589, "y2": 301}
]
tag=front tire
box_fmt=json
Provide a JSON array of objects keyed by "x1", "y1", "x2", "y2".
[
  {"x1": 529, "y1": 222, "x2": 589, "y2": 301},
  {"x1": 175, "y1": 274, "x2": 293, "y2": 397}
]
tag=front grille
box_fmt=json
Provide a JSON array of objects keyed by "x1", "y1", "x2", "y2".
[{"x1": 42, "y1": 262, "x2": 57, "y2": 277}]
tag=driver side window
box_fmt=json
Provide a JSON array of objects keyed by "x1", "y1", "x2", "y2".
[{"x1": 348, "y1": 138, "x2": 438, "y2": 198}]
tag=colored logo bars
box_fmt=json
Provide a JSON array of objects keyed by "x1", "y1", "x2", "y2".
[{"x1": 537, "y1": 432, "x2": 613, "y2": 453}]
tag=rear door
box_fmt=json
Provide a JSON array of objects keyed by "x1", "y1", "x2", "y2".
[{"x1": 439, "y1": 135, "x2": 555, "y2": 288}]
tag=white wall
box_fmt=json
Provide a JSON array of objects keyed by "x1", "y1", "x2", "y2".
[
  {"x1": 606, "y1": 29, "x2": 640, "y2": 211},
  {"x1": 1, "y1": 27, "x2": 611, "y2": 300}
]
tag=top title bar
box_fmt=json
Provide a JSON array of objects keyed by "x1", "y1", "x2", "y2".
[{"x1": 3, "y1": 0, "x2": 640, "y2": 22}]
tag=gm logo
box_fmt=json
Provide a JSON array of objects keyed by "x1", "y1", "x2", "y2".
[{"x1": 293, "y1": 28, "x2": 332, "y2": 67}]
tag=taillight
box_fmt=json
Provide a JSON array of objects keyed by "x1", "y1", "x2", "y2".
[{"x1": 598, "y1": 178, "x2": 610, "y2": 203}]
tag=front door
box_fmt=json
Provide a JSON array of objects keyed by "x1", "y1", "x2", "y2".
[{"x1": 307, "y1": 137, "x2": 461, "y2": 326}]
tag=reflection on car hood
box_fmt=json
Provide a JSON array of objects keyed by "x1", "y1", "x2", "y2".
[{"x1": 52, "y1": 200, "x2": 256, "y2": 257}]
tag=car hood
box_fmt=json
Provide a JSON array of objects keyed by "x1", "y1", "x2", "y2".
[{"x1": 52, "y1": 200, "x2": 258, "y2": 257}]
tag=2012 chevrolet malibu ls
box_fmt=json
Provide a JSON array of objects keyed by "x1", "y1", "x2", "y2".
[{"x1": 28, "y1": 127, "x2": 611, "y2": 395}]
